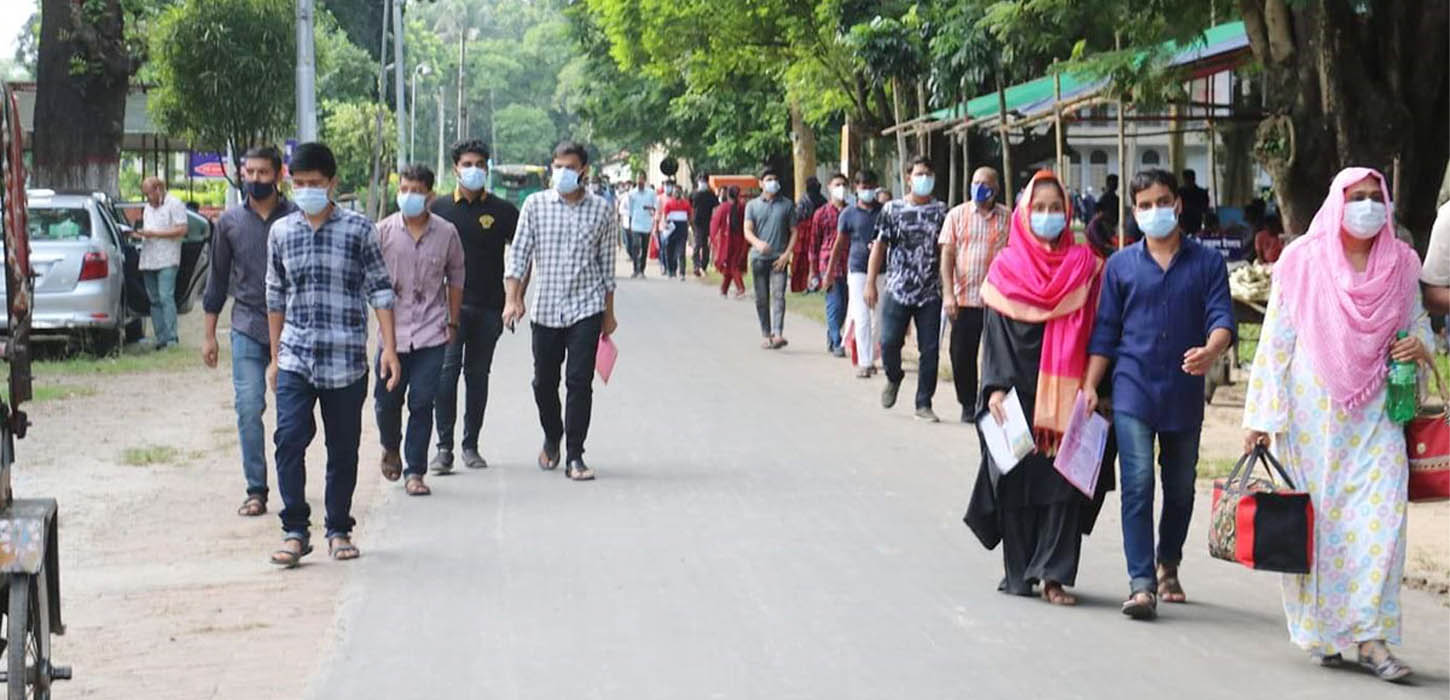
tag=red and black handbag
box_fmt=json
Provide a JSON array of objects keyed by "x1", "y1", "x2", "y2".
[
  {"x1": 1209, "y1": 446, "x2": 1314, "y2": 574},
  {"x1": 1407, "y1": 359, "x2": 1450, "y2": 502}
]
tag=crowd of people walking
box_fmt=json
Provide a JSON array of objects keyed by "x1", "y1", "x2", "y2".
[{"x1": 194, "y1": 132, "x2": 1441, "y2": 683}]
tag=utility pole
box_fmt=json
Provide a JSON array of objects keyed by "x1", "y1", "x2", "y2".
[
  {"x1": 437, "y1": 88, "x2": 446, "y2": 181},
  {"x1": 393, "y1": 0, "x2": 406, "y2": 173},
  {"x1": 456, "y1": 32, "x2": 466, "y2": 140},
  {"x1": 489, "y1": 86, "x2": 497, "y2": 163},
  {"x1": 295, "y1": 0, "x2": 317, "y2": 141}
]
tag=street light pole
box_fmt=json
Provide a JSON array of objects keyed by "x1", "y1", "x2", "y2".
[
  {"x1": 294, "y1": 0, "x2": 317, "y2": 141},
  {"x1": 392, "y1": 0, "x2": 407, "y2": 173},
  {"x1": 409, "y1": 63, "x2": 430, "y2": 164}
]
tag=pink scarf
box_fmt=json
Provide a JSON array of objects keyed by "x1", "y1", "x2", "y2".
[
  {"x1": 1273, "y1": 167, "x2": 1421, "y2": 409},
  {"x1": 981, "y1": 171, "x2": 1101, "y2": 453}
]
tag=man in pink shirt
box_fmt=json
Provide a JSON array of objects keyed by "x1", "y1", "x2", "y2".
[
  {"x1": 374, "y1": 165, "x2": 466, "y2": 496},
  {"x1": 939, "y1": 166, "x2": 1009, "y2": 424}
]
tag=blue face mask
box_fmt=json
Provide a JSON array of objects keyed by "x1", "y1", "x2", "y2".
[
  {"x1": 396, "y1": 192, "x2": 427, "y2": 218},
  {"x1": 1134, "y1": 206, "x2": 1179, "y2": 239},
  {"x1": 292, "y1": 186, "x2": 331, "y2": 216},
  {"x1": 911, "y1": 174, "x2": 935, "y2": 197},
  {"x1": 553, "y1": 167, "x2": 580, "y2": 195},
  {"x1": 457, "y1": 166, "x2": 487, "y2": 191},
  {"x1": 971, "y1": 183, "x2": 994, "y2": 204},
  {"x1": 1030, "y1": 212, "x2": 1067, "y2": 241}
]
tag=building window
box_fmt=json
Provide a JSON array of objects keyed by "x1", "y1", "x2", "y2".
[{"x1": 1142, "y1": 149, "x2": 1161, "y2": 165}]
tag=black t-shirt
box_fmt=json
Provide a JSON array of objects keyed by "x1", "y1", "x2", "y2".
[
  {"x1": 1177, "y1": 184, "x2": 1210, "y2": 233},
  {"x1": 691, "y1": 190, "x2": 718, "y2": 227},
  {"x1": 430, "y1": 190, "x2": 520, "y2": 311}
]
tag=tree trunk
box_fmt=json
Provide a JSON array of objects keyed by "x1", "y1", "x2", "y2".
[
  {"x1": 32, "y1": 0, "x2": 130, "y2": 197},
  {"x1": 789, "y1": 99, "x2": 816, "y2": 202},
  {"x1": 1240, "y1": 0, "x2": 1449, "y2": 246},
  {"x1": 890, "y1": 78, "x2": 908, "y2": 196}
]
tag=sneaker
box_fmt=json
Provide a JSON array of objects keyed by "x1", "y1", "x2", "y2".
[
  {"x1": 831, "y1": 346, "x2": 847, "y2": 358},
  {"x1": 915, "y1": 407, "x2": 940, "y2": 423},
  {"x1": 961, "y1": 408, "x2": 976, "y2": 424},
  {"x1": 430, "y1": 449, "x2": 454, "y2": 475},
  {"x1": 461, "y1": 447, "x2": 488, "y2": 470},
  {"x1": 881, "y1": 380, "x2": 901, "y2": 409}
]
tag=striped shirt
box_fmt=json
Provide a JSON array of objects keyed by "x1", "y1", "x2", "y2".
[
  {"x1": 507, "y1": 189, "x2": 618, "y2": 328},
  {"x1": 266, "y1": 206, "x2": 395, "y2": 389},
  {"x1": 939, "y1": 202, "x2": 1009, "y2": 307}
]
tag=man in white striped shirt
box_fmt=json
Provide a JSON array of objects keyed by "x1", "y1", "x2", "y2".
[{"x1": 503, "y1": 140, "x2": 619, "y2": 481}]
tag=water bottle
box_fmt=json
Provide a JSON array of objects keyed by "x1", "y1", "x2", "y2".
[{"x1": 1386, "y1": 330, "x2": 1418, "y2": 424}]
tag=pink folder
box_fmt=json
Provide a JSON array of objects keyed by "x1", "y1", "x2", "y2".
[{"x1": 596, "y1": 334, "x2": 618, "y2": 384}]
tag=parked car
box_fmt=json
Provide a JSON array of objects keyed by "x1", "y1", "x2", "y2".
[
  {"x1": 110, "y1": 199, "x2": 212, "y2": 319},
  {"x1": 0, "y1": 189, "x2": 212, "y2": 354}
]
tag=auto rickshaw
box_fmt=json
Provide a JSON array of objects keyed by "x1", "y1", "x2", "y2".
[{"x1": 0, "y1": 81, "x2": 71, "y2": 699}]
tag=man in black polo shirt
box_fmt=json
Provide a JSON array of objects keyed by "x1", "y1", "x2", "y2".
[{"x1": 429, "y1": 139, "x2": 520, "y2": 473}]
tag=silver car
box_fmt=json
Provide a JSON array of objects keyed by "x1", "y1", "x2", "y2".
[{"x1": 1, "y1": 189, "x2": 212, "y2": 354}]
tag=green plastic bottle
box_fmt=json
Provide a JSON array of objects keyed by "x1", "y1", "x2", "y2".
[{"x1": 1387, "y1": 330, "x2": 1418, "y2": 424}]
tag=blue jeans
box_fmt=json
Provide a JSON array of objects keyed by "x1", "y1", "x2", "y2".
[
  {"x1": 375, "y1": 344, "x2": 446, "y2": 476},
  {"x1": 1114, "y1": 413, "x2": 1201, "y2": 593},
  {"x1": 824, "y1": 276, "x2": 847, "y2": 350},
  {"x1": 274, "y1": 370, "x2": 367, "y2": 540},
  {"x1": 436, "y1": 307, "x2": 504, "y2": 453},
  {"x1": 230, "y1": 331, "x2": 269, "y2": 497},
  {"x1": 142, "y1": 266, "x2": 178, "y2": 346},
  {"x1": 880, "y1": 294, "x2": 942, "y2": 409}
]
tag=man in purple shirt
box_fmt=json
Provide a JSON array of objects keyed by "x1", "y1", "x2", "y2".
[
  {"x1": 374, "y1": 165, "x2": 465, "y2": 496},
  {"x1": 1085, "y1": 168, "x2": 1234, "y2": 621}
]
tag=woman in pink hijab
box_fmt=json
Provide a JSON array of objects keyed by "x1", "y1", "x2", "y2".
[{"x1": 1243, "y1": 167, "x2": 1431, "y2": 682}]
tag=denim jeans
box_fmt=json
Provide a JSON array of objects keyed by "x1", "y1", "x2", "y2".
[
  {"x1": 824, "y1": 276, "x2": 848, "y2": 351},
  {"x1": 880, "y1": 293, "x2": 942, "y2": 409},
  {"x1": 435, "y1": 307, "x2": 503, "y2": 453},
  {"x1": 1114, "y1": 412, "x2": 1201, "y2": 593},
  {"x1": 751, "y1": 258, "x2": 787, "y2": 337},
  {"x1": 626, "y1": 230, "x2": 650, "y2": 275},
  {"x1": 376, "y1": 344, "x2": 446, "y2": 476},
  {"x1": 142, "y1": 266, "x2": 179, "y2": 346},
  {"x1": 662, "y1": 223, "x2": 687, "y2": 276},
  {"x1": 531, "y1": 313, "x2": 603, "y2": 461},
  {"x1": 230, "y1": 330, "x2": 269, "y2": 498},
  {"x1": 274, "y1": 370, "x2": 367, "y2": 540}
]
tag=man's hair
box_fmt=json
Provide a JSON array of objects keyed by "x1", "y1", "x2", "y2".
[
  {"x1": 854, "y1": 169, "x2": 879, "y2": 186},
  {"x1": 828, "y1": 172, "x2": 847, "y2": 184},
  {"x1": 1203, "y1": 210, "x2": 1220, "y2": 228},
  {"x1": 1106, "y1": 173, "x2": 1119, "y2": 188},
  {"x1": 726, "y1": 185, "x2": 741, "y2": 199},
  {"x1": 760, "y1": 165, "x2": 780, "y2": 180},
  {"x1": 242, "y1": 146, "x2": 284, "y2": 174},
  {"x1": 1129, "y1": 169, "x2": 1180, "y2": 199},
  {"x1": 450, "y1": 139, "x2": 490, "y2": 165},
  {"x1": 1182, "y1": 168, "x2": 1197, "y2": 181},
  {"x1": 399, "y1": 164, "x2": 436, "y2": 190},
  {"x1": 552, "y1": 140, "x2": 589, "y2": 166},
  {"x1": 909, "y1": 155, "x2": 933, "y2": 172},
  {"x1": 805, "y1": 176, "x2": 821, "y2": 192},
  {"x1": 290, "y1": 142, "x2": 338, "y2": 179}
]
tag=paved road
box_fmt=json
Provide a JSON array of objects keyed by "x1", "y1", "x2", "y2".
[{"x1": 310, "y1": 275, "x2": 1449, "y2": 699}]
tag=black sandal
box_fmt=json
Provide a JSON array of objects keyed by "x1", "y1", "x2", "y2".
[
  {"x1": 237, "y1": 494, "x2": 267, "y2": 517},
  {"x1": 270, "y1": 536, "x2": 312, "y2": 569},
  {"x1": 1358, "y1": 643, "x2": 1413, "y2": 682},
  {"x1": 565, "y1": 459, "x2": 595, "y2": 481},
  {"x1": 328, "y1": 536, "x2": 360, "y2": 561},
  {"x1": 1121, "y1": 590, "x2": 1157, "y2": 620}
]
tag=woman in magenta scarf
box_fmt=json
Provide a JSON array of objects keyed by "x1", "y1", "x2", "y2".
[
  {"x1": 964, "y1": 170, "x2": 1104, "y2": 606},
  {"x1": 1243, "y1": 167, "x2": 1431, "y2": 682}
]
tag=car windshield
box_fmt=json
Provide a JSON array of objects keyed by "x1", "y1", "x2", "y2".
[{"x1": 27, "y1": 207, "x2": 90, "y2": 240}]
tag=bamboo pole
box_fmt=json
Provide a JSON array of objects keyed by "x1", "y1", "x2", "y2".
[
  {"x1": 998, "y1": 74, "x2": 1012, "y2": 209},
  {"x1": 891, "y1": 77, "x2": 909, "y2": 196},
  {"x1": 1054, "y1": 69, "x2": 1065, "y2": 184},
  {"x1": 948, "y1": 131, "x2": 959, "y2": 206},
  {"x1": 1115, "y1": 33, "x2": 1126, "y2": 249}
]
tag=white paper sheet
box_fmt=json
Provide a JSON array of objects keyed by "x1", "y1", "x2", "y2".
[
  {"x1": 979, "y1": 388, "x2": 1034, "y2": 474},
  {"x1": 1054, "y1": 390, "x2": 1109, "y2": 497}
]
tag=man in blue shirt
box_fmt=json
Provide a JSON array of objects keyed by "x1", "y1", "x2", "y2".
[
  {"x1": 625, "y1": 175, "x2": 657, "y2": 278},
  {"x1": 1084, "y1": 169, "x2": 1234, "y2": 621}
]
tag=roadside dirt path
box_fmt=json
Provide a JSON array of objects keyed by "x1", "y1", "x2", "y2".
[{"x1": 14, "y1": 311, "x2": 386, "y2": 698}]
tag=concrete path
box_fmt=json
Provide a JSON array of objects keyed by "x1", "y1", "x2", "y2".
[{"x1": 310, "y1": 275, "x2": 1449, "y2": 699}]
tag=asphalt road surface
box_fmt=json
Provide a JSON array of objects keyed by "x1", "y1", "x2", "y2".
[{"x1": 310, "y1": 274, "x2": 1449, "y2": 699}]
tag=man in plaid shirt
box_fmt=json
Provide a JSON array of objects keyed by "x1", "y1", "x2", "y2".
[
  {"x1": 504, "y1": 140, "x2": 618, "y2": 482},
  {"x1": 265, "y1": 142, "x2": 401, "y2": 567},
  {"x1": 813, "y1": 173, "x2": 850, "y2": 357},
  {"x1": 939, "y1": 166, "x2": 1010, "y2": 424}
]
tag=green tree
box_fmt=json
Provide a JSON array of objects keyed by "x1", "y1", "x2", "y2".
[
  {"x1": 148, "y1": 0, "x2": 295, "y2": 184},
  {"x1": 493, "y1": 104, "x2": 557, "y2": 165},
  {"x1": 321, "y1": 99, "x2": 395, "y2": 195},
  {"x1": 316, "y1": 7, "x2": 375, "y2": 103}
]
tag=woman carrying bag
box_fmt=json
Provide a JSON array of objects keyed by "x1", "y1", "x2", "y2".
[{"x1": 1242, "y1": 167, "x2": 1432, "y2": 682}]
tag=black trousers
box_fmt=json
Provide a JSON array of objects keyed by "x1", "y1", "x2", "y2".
[
  {"x1": 950, "y1": 306, "x2": 986, "y2": 412},
  {"x1": 531, "y1": 313, "x2": 604, "y2": 460}
]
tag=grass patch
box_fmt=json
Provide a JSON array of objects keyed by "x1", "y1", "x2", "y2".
[
  {"x1": 1, "y1": 383, "x2": 96, "y2": 404},
  {"x1": 35, "y1": 345, "x2": 196, "y2": 378},
  {"x1": 120, "y1": 444, "x2": 181, "y2": 466}
]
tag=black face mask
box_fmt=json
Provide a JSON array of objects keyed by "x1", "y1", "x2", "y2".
[{"x1": 246, "y1": 180, "x2": 277, "y2": 201}]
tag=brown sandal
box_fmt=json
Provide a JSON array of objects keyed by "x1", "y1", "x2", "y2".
[
  {"x1": 1157, "y1": 564, "x2": 1187, "y2": 603},
  {"x1": 1042, "y1": 582, "x2": 1078, "y2": 606},
  {"x1": 380, "y1": 451, "x2": 403, "y2": 482},
  {"x1": 404, "y1": 474, "x2": 431, "y2": 496},
  {"x1": 237, "y1": 494, "x2": 267, "y2": 517}
]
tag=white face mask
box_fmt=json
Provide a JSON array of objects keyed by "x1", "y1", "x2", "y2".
[
  {"x1": 762, "y1": 179, "x2": 781, "y2": 194},
  {"x1": 1343, "y1": 199, "x2": 1387, "y2": 239},
  {"x1": 829, "y1": 185, "x2": 847, "y2": 202}
]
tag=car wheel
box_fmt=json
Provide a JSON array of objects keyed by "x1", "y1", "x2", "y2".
[
  {"x1": 123, "y1": 318, "x2": 144, "y2": 343},
  {"x1": 87, "y1": 324, "x2": 122, "y2": 357}
]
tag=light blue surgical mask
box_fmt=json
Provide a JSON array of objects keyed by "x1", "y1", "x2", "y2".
[
  {"x1": 1343, "y1": 199, "x2": 1387, "y2": 239},
  {"x1": 856, "y1": 187, "x2": 876, "y2": 202},
  {"x1": 1030, "y1": 212, "x2": 1067, "y2": 241},
  {"x1": 457, "y1": 166, "x2": 487, "y2": 191},
  {"x1": 553, "y1": 167, "x2": 580, "y2": 194},
  {"x1": 397, "y1": 192, "x2": 427, "y2": 218},
  {"x1": 762, "y1": 179, "x2": 781, "y2": 194},
  {"x1": 911, "y1": 174, "x2": 935, "y2": 197},
  {"x1": 1135, "y1": 206, "x2": 1179, "y2": 239},
  {"x1": 293, "y1": 186, "x2": 331, "y2": 216}
]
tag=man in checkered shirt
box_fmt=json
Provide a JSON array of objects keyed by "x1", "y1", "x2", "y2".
[
  {"x1": 503, "y1": 140, "x2": 619, "y2": 482},
  {"x1": 265, "y1": 142, "x2": 401, "y2": 567}
]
